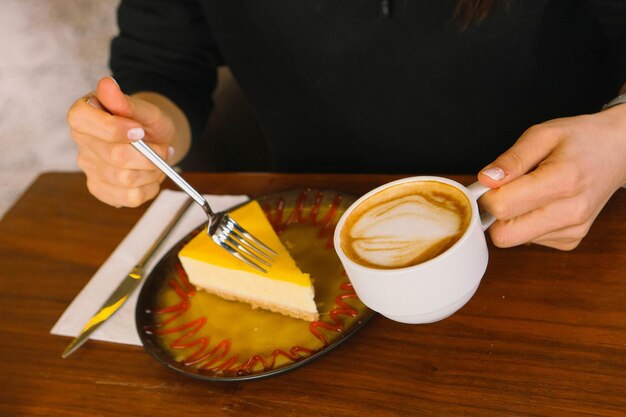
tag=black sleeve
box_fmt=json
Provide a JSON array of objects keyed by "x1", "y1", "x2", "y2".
[
  {"x1": 110, "y1": 0, "x2": 221, "y2": 141},
  {"x1": 587, "y1": 0, "x2": 626, "y2": 86}
]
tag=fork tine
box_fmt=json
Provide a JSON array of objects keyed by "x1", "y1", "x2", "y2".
[
  {"x1": 128, "y1": 138, "x2": 277, "y2": 270},
  {"x1": 222, "y1": 233, "x2": 271, "y2": 267},
  {"x1": 224, "y1": 216, "x2": 279, "y2": 257},
  {"x1": 211, "y1": 234, "x2": 268, "y2": 273},
  {"x1": 227, "y1": 227, "x2": 275, "y2": 261}
]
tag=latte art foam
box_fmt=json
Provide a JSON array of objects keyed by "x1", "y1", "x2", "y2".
[{"x1": 340, "y1": 181, "x2": 472, "y2": 269}]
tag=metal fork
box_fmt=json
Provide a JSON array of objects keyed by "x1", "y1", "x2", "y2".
[{"x1": 131, "y1": 139, "x2": 277, "y2": 272}]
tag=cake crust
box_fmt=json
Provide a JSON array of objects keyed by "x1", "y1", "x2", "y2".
[
  {"x1": 179, "y1": 201, "x2": 319, "y2": 322},
  {"x1": 196, "y1": 285, "x2": 319, "y2": 322}
]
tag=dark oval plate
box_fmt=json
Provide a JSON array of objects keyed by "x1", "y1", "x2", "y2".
[{"x1": 135, "y1": 188, "x2": 376, "y2": 382}]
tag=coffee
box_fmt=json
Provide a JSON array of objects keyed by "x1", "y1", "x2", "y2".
[{"x1": 340, "y1": 181, "x2": 472, "y2": 269}]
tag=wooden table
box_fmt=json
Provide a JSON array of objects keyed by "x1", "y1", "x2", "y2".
[{"x1": 1, "y1": 172, "x2": 625, "y2": 417}]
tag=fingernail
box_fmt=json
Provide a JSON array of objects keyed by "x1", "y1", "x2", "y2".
[
  {"x1": 86, "y1": 96, "x2": 105, "y2": 111},
  {"x1": 167, "y1": 146, "x2": 175, "y2": 161},
  {"x1": 482, "y1": 167, "x2": 505, "y2": 181},
  {"x1": 127, "y1": 127, "x2": 145, "y2": 141}
]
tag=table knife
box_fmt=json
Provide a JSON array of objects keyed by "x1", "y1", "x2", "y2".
[{"x1": 62, "y1": 197, "x2": 193, "y2": 358}]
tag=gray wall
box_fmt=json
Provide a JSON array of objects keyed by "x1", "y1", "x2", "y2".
[{"x1": 0, "y1": 0, "x2": 119, "y2": 217}]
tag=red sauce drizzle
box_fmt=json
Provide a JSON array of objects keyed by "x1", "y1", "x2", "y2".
[
  {"x1": 147, "y1": 190, "x2": 361, "y2": 376},
  {"x1": 309, "y1": 282, "x2": 359, "y2": 345}
]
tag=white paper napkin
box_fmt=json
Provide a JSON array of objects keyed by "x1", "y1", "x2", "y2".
[{"x1": 51, "y1": 189, "x2": 249, "y2": 346}]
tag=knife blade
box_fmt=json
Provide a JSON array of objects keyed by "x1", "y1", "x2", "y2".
[{"x1": 62, "y1": 197, "x2": 193, "y2": 358}]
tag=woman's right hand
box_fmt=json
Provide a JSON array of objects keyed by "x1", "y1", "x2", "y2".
[{"x1": 67, "y1": 76, "x2": 179, "y2": 208}]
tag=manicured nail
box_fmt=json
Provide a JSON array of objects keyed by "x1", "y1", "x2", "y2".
[
  {"x1": 86, "y1": 96, "x2": 105, "y2": 111},
  {"x1": 482, "y1": 167, "x2": 505, "y2": 181},
  {"x1": 127, "y1": 127, "x2": 145, "y2": 141},
  {"x1": 167, "y1": 146, "x2": 175, "y2": 161}
]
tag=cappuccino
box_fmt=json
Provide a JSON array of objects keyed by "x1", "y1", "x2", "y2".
[{"x1": 340, "y1": 181, "x2": 471, "y2": 269}]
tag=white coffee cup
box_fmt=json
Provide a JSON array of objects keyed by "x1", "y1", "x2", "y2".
[{"x1": 333, "y1": 176, "x2": 494, "y2": 324}]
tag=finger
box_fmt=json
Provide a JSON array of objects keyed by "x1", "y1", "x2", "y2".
[
  {"x1": 71, "y1": 132, "x2": 171, "y2": 171},
  {"x1": 72, "y1": 130, "x2": 171, "y2": 170},
  {"x1": 77, "y1": 144, "x2": 165, "y2": 189},
  {"x1": 96, "y1": 76, "x2": 165, "y2": 131},
  {"x1": 85, "y1": 175, "x2": 162, "y2": 208},
  {"x1": 86, "y1": 95, "x2": 107, "y2": 112},
  {"x1": 96, "y1": 76, "x2": 132, "y2": 118},
  {"x1": 487, "y1": 194, "x2": 597, "y2": 248},
  {"x1": 478, "y1": 121, "x2": 565, "y2": 188},
  {"x1": 529, "y1": 227, "x2": 591, "y2": 251},
  {"x1": 68, "y1": 95, "x2": 142, "y2": 144},
  {"x1": 479, "y1": 160, "x2": 582, "y2": 220}
]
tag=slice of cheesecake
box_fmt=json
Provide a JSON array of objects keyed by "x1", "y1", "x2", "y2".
[{"x1": 179, "y1": 200, "x2": 319, "y2": 321}]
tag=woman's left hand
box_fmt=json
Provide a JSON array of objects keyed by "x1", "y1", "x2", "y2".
[{"x1": 477, "y1": 105, "x2": 626, "y2": 250}]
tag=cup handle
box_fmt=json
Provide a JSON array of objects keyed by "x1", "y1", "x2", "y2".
[{"x1": 466, "y1": 182, "x2": 496, "y2": 231}]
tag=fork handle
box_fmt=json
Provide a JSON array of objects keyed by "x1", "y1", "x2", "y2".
[{"x1": 130, "y1": 140, "x2": 213, "y2": 215}]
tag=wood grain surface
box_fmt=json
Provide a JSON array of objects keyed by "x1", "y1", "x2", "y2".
[{"x1": 0, "y1": 172, "x2": 624, "y2": 417}]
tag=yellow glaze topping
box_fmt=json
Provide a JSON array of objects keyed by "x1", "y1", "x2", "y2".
[{"x1": 179, "y1": 200, "x2": 311, "y2": 287}]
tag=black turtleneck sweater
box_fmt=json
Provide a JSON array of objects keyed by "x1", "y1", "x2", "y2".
[{"x1": 110, "y1": 0, "x2": 626, "y2": 174}]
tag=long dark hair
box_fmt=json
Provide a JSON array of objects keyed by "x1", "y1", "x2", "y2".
[{"x1": 453, "y1": 0, "x2": 510, "y2": 29}]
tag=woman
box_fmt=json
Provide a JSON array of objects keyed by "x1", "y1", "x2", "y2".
[{"x1": 67, "y1": 0, "x2": 626, "y2": 250}]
